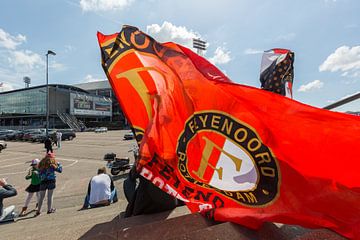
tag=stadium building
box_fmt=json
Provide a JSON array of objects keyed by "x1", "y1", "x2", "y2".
[
  {"x1": 73, "y1": 80, "x2": 126, "y2": 128},
  {"x1": 0, "y1": 83, "x2": 116, "y2": 130}
]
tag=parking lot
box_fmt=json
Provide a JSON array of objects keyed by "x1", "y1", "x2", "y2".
[{"x1": 0, "y1": 130, "x2": 136, "y2": 240}]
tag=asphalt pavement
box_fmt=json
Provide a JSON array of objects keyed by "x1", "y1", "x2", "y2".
[{"x1": 0, "y1": 130, "x2": 136, "y2": 240}]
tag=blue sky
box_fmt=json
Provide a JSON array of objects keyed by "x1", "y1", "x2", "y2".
[{"x1": 0, "y1": 0, "x2": 359, "y2": 108}]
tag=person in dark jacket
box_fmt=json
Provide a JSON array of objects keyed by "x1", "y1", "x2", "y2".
[
  {"x1": 0, "y1": 178, "x2": 17, "y2": 222},
  {"x1": 44, "y1": 137, "x2": 53, "y2": 153}
]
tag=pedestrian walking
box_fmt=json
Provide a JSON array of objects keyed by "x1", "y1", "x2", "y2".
[
  {"x1": 20, "y1": 159, "x2": 41, "y2": 216},
  {"x1": 44, "y1": 137, "x2": 53, "y2": 153},
  {"x1": 56, "y1": 131, "x2": 62, "y2": 149},
  {"x1": 36, "y1": 153, "x2": 62, "y2": 216}
]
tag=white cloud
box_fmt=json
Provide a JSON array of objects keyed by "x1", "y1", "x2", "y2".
[
  {"x1": 298, "y1": 80, "x2": 324, "y2": 92},
  {"x1": 79, "y1": 0, "x2": 134, "y2": 12},
  {"x1": 319, "y1": 46, "x2": 360, "y2": 77},
  {"x1": 275, "y1": 33, "x2": 296, "y2": 42},
  {"x1": 0, "y1": 82, "x2": 15, "y2": 92},
  {"x1": 146, "y1": 22, "x2": 232, "y2": 66},
  {"x1": 0, "y1": 28, "x2": 26, "y2": 50},
  {"x1": 83, "y1": 74, "x2": 106, "y2": 82},
  {"x1": 209, "y1": 47, "x2": 231, "y2": 65},
  {"x1": 244, "y1": 48, "x2": 263, "y2": 55},
  {"x1": 146, "y1": 21, "x2": 200, "y2": 48},
  {"x1": 8, "y1": 50, "x2": 44, "y2": 70},
  {"x1": 50, "y1": 62, "x2": 67, "y2": 71},
  {"x1": 0, "y1": 66, "x2": 24, "y2": 91},
  {"x1": 0, "y1": 29, "x2": 65, "y2": 90}
]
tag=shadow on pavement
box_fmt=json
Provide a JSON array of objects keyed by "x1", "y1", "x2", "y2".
[
  {"x1": 0, "y1": 210, "x2": 38, "y2": 226},
  {"x1": 79, "y1": 209, "x2": 173, "y2": 240},
  {"x1": 16, "y1": 212, "x2": 38, "y2": 222},
  {"x1": 78, "y1": 215, "x2": 119, "y2": 240}
]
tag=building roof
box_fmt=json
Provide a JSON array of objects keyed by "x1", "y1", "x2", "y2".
[
  {"x1": 0, "y1": 84, "x2": 89, "y2": 95},
  {"x1": 73, "y1": 80, "x2": 111, "y2": 91}
]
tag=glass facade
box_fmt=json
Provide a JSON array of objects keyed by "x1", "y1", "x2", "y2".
[
  {"x1": 0, "y1": 83, "x2": 125, "y2": 129},
  {"x1": 0, "y1": 87, "x2": 46, "y2": 115}
]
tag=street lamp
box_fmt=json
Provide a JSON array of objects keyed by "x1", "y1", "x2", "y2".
[{"x1": 46, "y1": 50, "x2": 56, "y2": 136}]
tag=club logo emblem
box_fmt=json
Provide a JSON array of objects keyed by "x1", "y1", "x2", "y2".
[{"x1": 177, "y1": 111, "x2": 280, "y2": 206}]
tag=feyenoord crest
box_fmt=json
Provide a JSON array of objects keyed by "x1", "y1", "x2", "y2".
[{"x1": 177, "y1": 111, "x2": 280, "y2": 206}]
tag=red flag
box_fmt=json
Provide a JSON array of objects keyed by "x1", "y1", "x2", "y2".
[
  {"x1": 97, "y1": 28, "x2": 230, "y2": 143},
  {"x1": 98, "y1": 26, "x2": 360, "y2": 239}
]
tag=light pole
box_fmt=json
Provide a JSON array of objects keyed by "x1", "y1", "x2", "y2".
[{"x1": 46, "y1": 50, "x2": 56, "y2": 136}]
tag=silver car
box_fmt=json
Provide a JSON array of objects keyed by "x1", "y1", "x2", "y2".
[{"x1": 0, "y1": 140, "x2": 7, "y2": 152}]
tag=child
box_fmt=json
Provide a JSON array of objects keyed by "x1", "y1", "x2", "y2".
[{"x1": 19, "y1": 159, "x2": 41, "y2": 216}]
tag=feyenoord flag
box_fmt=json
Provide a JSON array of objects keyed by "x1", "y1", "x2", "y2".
[
  {"x1": 260, "y1": 49, "x2": 294, "y2": 98},
  {"x1": 98, "y1": 26, "x2": 360, "y2": 239},
  {"x1": 97, "y1": 28, "x2": 230, "y2": 143}
]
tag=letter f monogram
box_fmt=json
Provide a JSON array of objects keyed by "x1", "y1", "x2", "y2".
[{"x1": 193, "y1": 136, "x2": 243, "y2": 181}]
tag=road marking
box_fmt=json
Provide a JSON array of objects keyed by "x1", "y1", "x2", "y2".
[
  {"x1": 0, "y1": 157, "x2": 97, "y2": 176},
  {"x1": 57, "y1": 157, "x2": 105, "y2": 165},
  {"x1": 1, "y1": 151, "x2": 41, "y2": 158},
  {"x1": 0, "y1": 170, "x2": 29, "y2": 176},
  {"x1": 58, "y1": 159, "x2": 78, "y2": 168},
  {"x1": 0, "y1": 156, "x2": 30, "y2": 163},
  {"x1": 0, "y1": 162, "x2": 25, "y2": 169}
]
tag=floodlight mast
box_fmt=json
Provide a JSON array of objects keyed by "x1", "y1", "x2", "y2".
[
  {"x1": 23, "y1": 76, "x2": 31, "y2": 88},
  {"x1": 193, "y1": 38, "x2": 207, "y2": 56}
]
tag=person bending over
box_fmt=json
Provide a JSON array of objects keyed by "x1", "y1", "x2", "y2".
[{"x1": 81, "y1": 167, "x2": 118, "y2": 209}]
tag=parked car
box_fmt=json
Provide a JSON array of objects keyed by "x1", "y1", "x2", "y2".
[
  {"x1": 33, "y1": 130, "x2": 56, "y2": 143},
  {"x1": 123, "y1": 132, "x2": 135, "y2": 140},
  {"x1": 3, "y1": 130, "x2": 21, "y2": 141},
  {"x1": 0, "y1": 140, "x2": 7, "y2": 152},
  {"x1": 22, "y1": 129, "x2": 45, "y2": 142},
  {"x1": 20, "y1": 130, "x2": 31, "y2": 141},
  {"x1": 58, "y1": 129, "x2": 76, "y2": 141},
  {"x1": 95, "y1": 127, "x2": 108, "y2": 133},
  {"x1": 30, "y1": 129, "x2": 47, "y2": 142},
  {"x1": 0, "y1": 130, "x2": 14, "y2": 140},
  {"x1": 14, "y1": 130, "x2": 25, "y2": 141}
]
